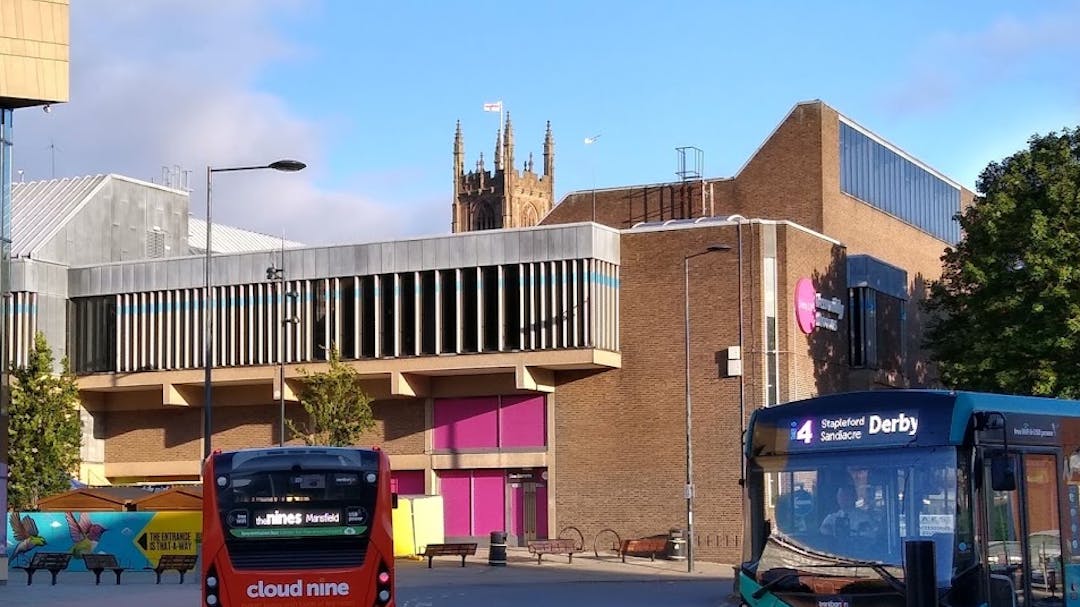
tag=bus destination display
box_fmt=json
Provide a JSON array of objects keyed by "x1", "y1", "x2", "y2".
[
  {"x1": 227, "y1": 506, "x2": 369, "y2": 539},
  {"x1": 785, "y1": 410, "x2": 919, "y2": 450}
]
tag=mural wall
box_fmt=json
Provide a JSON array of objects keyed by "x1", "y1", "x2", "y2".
[{"x1": 6, "y1": 511, "x2": 200, "y2": 571}]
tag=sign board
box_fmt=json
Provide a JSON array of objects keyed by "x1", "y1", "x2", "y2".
[
  {"x1": 784, "y1": 410, "x2": 920, "y2": 451},
  {"x1": 6, "y1": 511, "x2": 199, "y2": 572}
]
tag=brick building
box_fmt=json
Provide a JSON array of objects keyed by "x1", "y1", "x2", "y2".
[{"x1": 7, "y1": 100, "x2": 971, "y2": 563}]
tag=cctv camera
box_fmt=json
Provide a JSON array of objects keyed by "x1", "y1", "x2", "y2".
[{"x1": 42, "y1": 104, "x2": 51, "y2": 114}]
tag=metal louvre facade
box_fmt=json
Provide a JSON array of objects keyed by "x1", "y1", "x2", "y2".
[
  {"x1": 839, "y1": 120, "x2": 961, "y2": 243},
  {"x1": 6, "y1": 291, "x2": 37, "y2": 368},
  {"x1": 69, "y1": 259, "x2": 619, "y2": 375}
]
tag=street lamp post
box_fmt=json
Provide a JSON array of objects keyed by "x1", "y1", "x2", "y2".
[
  {"x1": 266, "y1": 235, "x2": 299, "y2": 447},
  {"x1": 203, "y1": 159, "x2": 306, "y2": 460},
  {"x1": 684, "y1": 243, "x2": 732, "y2": 574},
  {"x1": 726, "y1": 215, "x2": 748, "y2": 482}
]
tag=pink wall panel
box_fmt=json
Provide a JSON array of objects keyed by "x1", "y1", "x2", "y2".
[
  {"x1": 471, "y1": 469, "x2": 506, "y2": 535},
  {"x1": 391, "y1": 470, "x2": 425, "y2": 495},
  {"x1": 499, "y1": 395, "x2": 547, "y2": 448},
  {"x1": 433, "y1": 397, "x2": 499, "y2": 450},
  {"x1": 438, "y1": 470, "x2": 472, "y2": 537},
  {"x1": 535, "y1": 484, "x2": 549, "y2": 539}
]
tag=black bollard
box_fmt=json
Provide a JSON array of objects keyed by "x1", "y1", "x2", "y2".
[
  {"x1": 904, "y1": 540, "x2": 937, "y2": 607},
  {"x1": 488, "y1": 531, "x2": 507, "y2": 567}
]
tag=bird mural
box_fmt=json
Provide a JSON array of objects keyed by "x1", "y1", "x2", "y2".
[
  {"x1": 8, "y1": 512, "x2": 47, "y2": 562},
  {"x1": 66, "y1": 512, "x2": 107, "y2": 559}
]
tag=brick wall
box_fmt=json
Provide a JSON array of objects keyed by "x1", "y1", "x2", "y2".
[
  {"x1": 818, "y1": 104, "x2": 969, "y2": 387},
  {"x1": 105, "y1": 396, "x2": 426, "y2": 462},
  {"x1": 777, "y1": 224, "x2": 849, "y2": 402},
  {"x1": 554, "y1": 224, "x2": 747, "y2": 562},
  {"x1": 542, "y1": 179, "x2": 737, "y2": 229}
]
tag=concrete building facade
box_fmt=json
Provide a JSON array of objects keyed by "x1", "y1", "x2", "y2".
[{"x1": 7, "y1": 100, "x2": 972, "y2": 564}]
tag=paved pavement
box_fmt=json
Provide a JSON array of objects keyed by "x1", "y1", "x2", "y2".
[{"x1": 0, "y1": 548, "x2": 740, "y2": 607}]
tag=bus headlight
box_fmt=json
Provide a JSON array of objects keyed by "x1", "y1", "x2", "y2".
[
  {"x1": 205, "y1": 565, "x2": 220, "y2": 606},
  {"x1": 376, "y1": 562, "x2": 392, "y2": 605}
]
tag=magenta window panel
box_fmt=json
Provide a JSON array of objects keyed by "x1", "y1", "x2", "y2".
[
  {"x1": 433, "y1": 397, "x2": 499, "y2": 450},
  {"x1": 438, "y1": 470, "x2": 472, "y2": 536},
  {"x1": 391, "y1": 470, "x2": 425, "y2": 495},
  {"x1": 471, "y1": 469, "x2": 506, "y2": 535},
  {"x1": 535, "y1": 484, "x2": 549, "y2": 539},
  {"x1": 499, "y1": 395, "x2": 547, "y2": 448}
]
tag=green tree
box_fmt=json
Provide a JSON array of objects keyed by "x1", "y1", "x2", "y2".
[
  {"x1": 923, "y1": 127, "x2": 1080, "y2": 396},
  {"x1": 286, "y1": 346, "x2": 376, "y2": 446},
  {"x1": 8, "y1": 332, "x2": 83, "y2": 510}
]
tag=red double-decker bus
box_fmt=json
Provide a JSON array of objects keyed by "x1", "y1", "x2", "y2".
[{"x1": 202, "y1": 446, "x2": 395, "y2": 607}]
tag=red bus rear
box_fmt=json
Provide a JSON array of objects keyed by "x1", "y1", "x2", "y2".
[{"x1": 201, "y1": 446, "x2": 395, "y2": 607}]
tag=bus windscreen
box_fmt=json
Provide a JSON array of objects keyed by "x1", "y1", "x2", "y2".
[{"x1": 211, "y1": 450, "x2": 381, "y2": 570}]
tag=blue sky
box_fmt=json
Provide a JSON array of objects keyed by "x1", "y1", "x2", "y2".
[{"x1": 12, "y1": 0, "x2": 1080, "y2": 245}]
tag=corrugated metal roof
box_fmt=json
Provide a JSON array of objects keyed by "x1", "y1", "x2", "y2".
[
  {"x1": 188, "y1": 217, "x2": 305, "y2": 254},
  {"x1": 10, "y1": 174, "x2": 109, "y2": 257}
]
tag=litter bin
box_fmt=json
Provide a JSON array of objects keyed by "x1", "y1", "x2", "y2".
[
  {"x1": 488, "y1": 531, "x2": 507, "y2": 567},
  {"x1": 667, "y1": 528, "x2": 687, "y2": 561}
]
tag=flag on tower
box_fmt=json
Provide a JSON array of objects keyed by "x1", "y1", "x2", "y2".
[{"x1": 483, "y1": 101, "x2": 503, "y2": 113}]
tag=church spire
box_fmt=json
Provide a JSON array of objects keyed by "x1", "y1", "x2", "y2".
[
  {"x1": 543, "y1": 120, "x2": 554, "y2": 178},
  {"x1": 503, "y1": 112, "x2": 515, "y2": 173},
  {"x1": 453, "y1": 120, "x2": 464, "y2": 176},
  {"x1": 494, "y1": 128, "x2": 502, "y2": 171}
]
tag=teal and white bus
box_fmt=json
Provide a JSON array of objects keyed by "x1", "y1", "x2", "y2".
[{"x1": 739, "y1": 390, "x2": 1080, "y2": 607}]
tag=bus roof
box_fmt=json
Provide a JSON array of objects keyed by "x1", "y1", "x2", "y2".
[
  {"x1": 748, "y1": 389, "x2": 1080, "y2": 455},
  {"x1": 216, "y1": 446, "x2": 380, "y2": 457}
]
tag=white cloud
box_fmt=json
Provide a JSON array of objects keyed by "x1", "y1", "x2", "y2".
[
  {"x1": 11, "y1": 0, "x2": 447, "y2": 245},
  {"x1": 881, "y1": 6, "x2": 1080, "y2": 116}
]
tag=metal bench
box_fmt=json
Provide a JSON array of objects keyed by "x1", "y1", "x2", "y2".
[
  {"x1": 15, "y1": 551, "x2": 72, "y2": 586},
  {"x1": 149, "y1": 554, "x2": 198, "y2": 584},
  {"x1": 420, "y1": 543, "x2": 478, "y2": 568},
  {"x1": 527, "y1": 538, "x2": 580, "y2": 564},
  {"x1": 83, "y1": 553, "x2": 126, "y2": 585}
]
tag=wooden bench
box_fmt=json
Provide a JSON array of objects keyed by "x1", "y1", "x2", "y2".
[
  {"x1": 15, "y1": 552, "x2": 72, "y2": 586},
  {"x1": 620, "y1": 536, "x2": 669, "y2": 562},
  {"x1": 149, "y1": 554, "x2": 198, "y2": 584},
  {"x1": 527, "y1": 538, "x2": 580, "y2": 564},
  {"x1": 420, "y1": 543, "x2": 478, "y2": 568},
  {"x1": 84, "y1": 553, "x2": 125, "y2": 585}
]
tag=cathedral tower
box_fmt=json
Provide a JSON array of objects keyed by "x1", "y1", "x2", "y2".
[{"x1": 451, "y1": 115, "x2": 555, "y2": 233}]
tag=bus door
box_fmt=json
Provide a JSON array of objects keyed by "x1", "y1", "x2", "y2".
[{"x1": 980, "y1": 450, "x2": 1063, "y2": 607}]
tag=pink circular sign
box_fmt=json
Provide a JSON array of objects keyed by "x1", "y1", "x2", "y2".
[{"x1": 794, "y1": 278, "x2": 816, "y2": 334}]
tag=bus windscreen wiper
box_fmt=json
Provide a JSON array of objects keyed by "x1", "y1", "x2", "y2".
[
  {"x1": 759, "y1": 536, "x2": 906, "y2": 594},
  {"x1": 752, "y1": 561, "x2": 904, "y2": 599}
]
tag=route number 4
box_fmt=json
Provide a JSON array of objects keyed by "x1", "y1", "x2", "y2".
[{"x1": 796, "y1": 420, "x2": 813, "y2": 444}]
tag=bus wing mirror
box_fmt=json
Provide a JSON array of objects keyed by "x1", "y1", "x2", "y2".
[
  {"x1": 392, "y1": 492, "x2": 399, "y2": 509},
  {"x1": 990, "y1": 454, "x2": 1017, "y2": 492}
]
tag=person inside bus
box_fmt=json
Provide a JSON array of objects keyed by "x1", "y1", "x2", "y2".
[{"x1": 819, "y1": 486, "x2": 876, "y2": 538}]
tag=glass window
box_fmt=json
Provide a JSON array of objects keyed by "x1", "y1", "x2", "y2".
[
  {"x1": 839, "y1": 123, "x2": 961, "y2": 243},
  {"x1": 758, "y1": 447, "x2": 968, "y2": 587}
]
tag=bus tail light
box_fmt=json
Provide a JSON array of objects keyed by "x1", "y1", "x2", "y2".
[
  {"x1": 375, "y1": 562, "x2": 392, "y2": 605},
  {"x1": 205, "y1": 565, "x2": 219, "y2": 606}
]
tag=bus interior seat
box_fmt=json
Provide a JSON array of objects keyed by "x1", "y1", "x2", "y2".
[{"x1": 988, "y1": 573, "x2": 1017, "y2": 607}]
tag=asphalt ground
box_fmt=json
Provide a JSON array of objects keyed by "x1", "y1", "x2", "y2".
[{"x1": 1, "y1": 547, "x2": 740, "y2": 607}]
